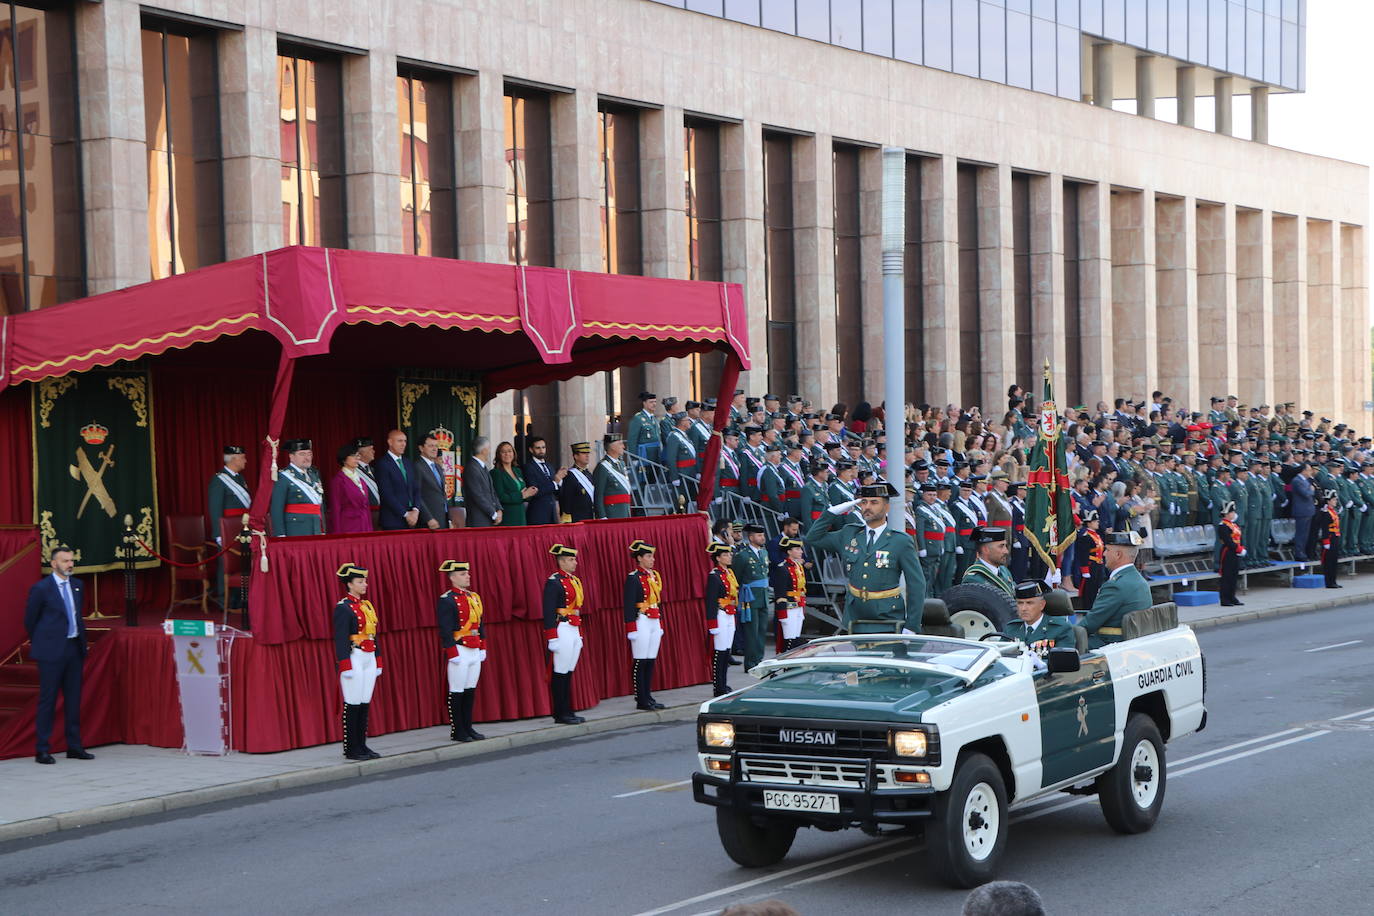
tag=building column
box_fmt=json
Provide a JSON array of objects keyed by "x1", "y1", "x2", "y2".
[
  {"x1": 77, "y1": 1, "x2": 149, "y2": 292},
  {"x1": 1091, "y1": 42, "x2": 1114, "y2": 108},
  {"x1": 1271, "y1": 215, "x2": 1308, "y2": 408},
  {"x1": 1029, "y1": 174, "x2": 1066, "y2": 396},
  {"x1": 792, "y1": 134, "x2": 839, "y2": 410},
  {"x1": 858, "y1": 147, "x2": 885, "y2": 402},
  {"x1": 1214, "y1": 76, "x2": 1233, "y2": 136},
  {"x1": 547, "y1": 89, "x2": 606, "y2": 455},
  {"x1": 977, "y1": 164, "x2": 1016, "y2": 411},
  {"x1": 721, "y1": 121, "x2": 768, "y2": 394},
  {"x1": 1306, "y1": 220, "x2": 1339, "y2": 418},
  {"x1": 1155, "y1": 196, "x2": 1200, "y2": 409},
  {"x1": 1196, "y1": 202, "x2": 1237, "y2": 406},
  {"x1": 1341, "y1": 226, "x2": 1371, "y2": 427},
  {"x1": 1078, "y1": 182, "x2": 1115, "y2": 402},
  {"x1": 1135, "y1": 55, "x2": 1155, "y2": 119},
  {"x1": 640, "y1": 105, "x2": 692, "y2": 401},
  {"x1": 456, "y1": 71, "x2": 509, "y2": 265},
  {"x1": 220, "y1": 27, "x2": 284, "y2": 260},
  {"x1": 1250, "y1": 86, "x2": 1269, "y2": 144},
  {"x1": 1176, "y1": 66, "x2": 1196, "y2": 128},
  {"x1": 920, "y1": 155, "x2": 962, "y2": 403},
  {"x1": 1235, "y1": 209, "x2": 1274, "y2": 409},
  {"x1": 1111, "y1": 188, "x2": 1156, "y2": 398},
  {"x1": 344, "y1": 50, "x2": 402, "y2": 254}
]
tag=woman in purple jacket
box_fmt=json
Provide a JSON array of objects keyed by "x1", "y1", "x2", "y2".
[{"x1": 327, "y1": 444, "x2": 375, "y2": 534}]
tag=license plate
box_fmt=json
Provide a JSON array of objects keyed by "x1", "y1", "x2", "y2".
[{"x1": 762, "y1": 790, "x2": 840, "y2": 813}]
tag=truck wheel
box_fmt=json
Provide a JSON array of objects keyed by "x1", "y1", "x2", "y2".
[
  {"x1": 941, "y1": 584, "x2": 1016, "y2": 641},
  {"x1": 1097, "y1": 713, "x2": 1167, "y2": 834},
  {"x1": 926, "y1": 752, "x2": 1008, "y2": 889},
  {"x1": 715, "y1": 808, "x2": 798, "y2": 867}
]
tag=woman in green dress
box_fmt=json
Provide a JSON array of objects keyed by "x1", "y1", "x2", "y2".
[{"x1": 492, "y1": 441, "x2": 536, "y2": 526}]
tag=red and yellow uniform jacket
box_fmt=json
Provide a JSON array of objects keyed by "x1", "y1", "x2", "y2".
[
  {"x1": 437, "y1": 588, "x2": 485, "y2": 658},
  {"x1": 1218, "y1": 517, "x2": 1244, "y2": 563},
  {"x1": 704, "y1": 564, "x2": 739, "y2": 627},
  {"x1": 542, "y1": 571, "x2": 585, "y2": 641},
  {"x1": 333, "y1": 594, "x2": 379, "y2": 673},
  {"x1": 770, "y1": 559, "x2": 807, "y2": 611},
  {"x1": 623, "y1": 567, "x2": 663, "y2": 633}
]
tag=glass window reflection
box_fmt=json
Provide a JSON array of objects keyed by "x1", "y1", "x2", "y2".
[
  {"x1": 278, "y1": 49, "x2": 346, "y2": 249},
  {"x1": 504, "y1": 87, "x2": 553, "y2": 266},
  {"x1": 397, "y1": 68, "x2": 457, "y2": 258}
]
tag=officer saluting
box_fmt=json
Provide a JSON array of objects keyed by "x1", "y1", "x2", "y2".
[
  {"x1": 769, "y1": 536, "x2": 808, "y2": 651},
  {"x1": 704, "y1": 542, "x2": 739, "y2": 696},
  {"x1": 271, "y1": 438, "x2": 325, "y2": 536},
  {"x1": 804, "y1": 481, "x2": 926, "y2": 634},
  {"x1": 1004, "y1": 581, "x2": 1076, "y2": 659},
  {"x1": 333, "y1": 563, "x2": 381, "y2": 760},
  {"x1": 437, "y1": 560, "x2": 486, "y2": 743},
  {"x1": 543, "y1": 544, "x2": 586, "y2": 725},
  {"x1": 624, "y1": 539, "x2": 666, "y2": 710}
]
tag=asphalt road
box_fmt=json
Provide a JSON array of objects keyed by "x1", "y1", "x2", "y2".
[{"x1": 3, "y1": 605, "x2": 1373, "y2": 915}]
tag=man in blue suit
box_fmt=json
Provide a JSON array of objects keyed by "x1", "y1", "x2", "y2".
[
  {"x1": 523, "y1": 436, "x2": 565, "y2": 525},
  {"x1": 1290, "y1": 463, "x2": 1317, "y2": 560},
  {"x1": 375, "y1": 429, "x2": 421, "y2": 530},
  {"x1": 24, "y1": 546, "x2": 94, "y2": 764}
]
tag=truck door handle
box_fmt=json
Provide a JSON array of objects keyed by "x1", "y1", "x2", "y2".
[{"x1": 1092, "y1": 670, "x2": 1106, "y2": 681}]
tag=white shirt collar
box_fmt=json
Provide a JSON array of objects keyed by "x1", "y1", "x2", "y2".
[
  {"x1": 864, "y1": 522, "x2": 887, "y2": 540},
  {"x1": 1108, "y1": 563, "x2": 1133, "y2": 581}
]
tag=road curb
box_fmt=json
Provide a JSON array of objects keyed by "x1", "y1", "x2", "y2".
[
  {"x1": 1187, "y1": 589, "x2": 1372, "y2": 630},
  {"x1": 0, "y1": 700, "x2": 700, "y2": 844}
]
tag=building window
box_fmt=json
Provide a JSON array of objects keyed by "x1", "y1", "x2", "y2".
[
  {"x1": 397, "y1": 67, "x2": 457, "y2": 258},
  {"x1": 142, "y1": 19, "x2": 223, "y2": 281},
  {"x1": 278, "y1": 47, "x2": 345, "y2": 248},
  {"x1": 1063, "y1": 180, "x2": 1083, "y2": 405},
  {"x1": 504, "y1": 87, "x2": 553, "y2": 266},
  {"x1": 904, "y1": 155, "x2": 925, "y2": 400},
  {"x1": 763, "y1": 130, "x2": 796, "y2": 398},
  {"x1": 685, "y1": 116, "x2": 724, "y2": 399},
  {"x1": 0, "y1": 2, "x2": 82, "y2": 313},
  {"x1": 1011, "y1": 171, "x2": 1032, "y2": 386},
  {"x1": 598, "y1": 103, "x2": 642, "y2": 276},
  {"x1": 833, "y1": 143, "x2": 863, "y2": 408}
]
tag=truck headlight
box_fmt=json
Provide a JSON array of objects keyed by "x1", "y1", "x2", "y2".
[
  {"x1": 891, "y1": 729, "x2": 928, "y2": 758},
  {"x1": 703, "y1": 721, "x2": 735, "y2": 748}
]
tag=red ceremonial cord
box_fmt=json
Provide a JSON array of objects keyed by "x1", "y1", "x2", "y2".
[{"x1": 134, "y1": 538, "x2": 236, "y2": 568}]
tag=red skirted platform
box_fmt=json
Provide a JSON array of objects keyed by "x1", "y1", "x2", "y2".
[{"x1": 0, "y1": 515, "x2": 711, "y2": 757}]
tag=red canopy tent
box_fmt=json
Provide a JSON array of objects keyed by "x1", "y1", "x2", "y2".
[{"x1": 0, "y1": 246, "x2": 749, "y2": 755}]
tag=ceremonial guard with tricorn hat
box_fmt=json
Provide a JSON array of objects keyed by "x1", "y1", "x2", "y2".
[
  {"x1": 333, "y1": 563, "x2": 381, "y2": 760},
  {"x1": 543, "y1": 544, "x2": 586, "y2": 725},
  {"x1": 437, "y1": 560, "x2": 486, "y2": 742},
  {"x1": 624, "y1": 539, "x2": 666, "y2": 710},
  {"x1": 704, "y1": 541, "x2": 740, "y2": 696}
]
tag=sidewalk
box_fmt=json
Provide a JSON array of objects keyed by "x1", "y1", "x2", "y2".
[{"x1": 3, "y1": 569, "x2": 1372, "y2": 843}]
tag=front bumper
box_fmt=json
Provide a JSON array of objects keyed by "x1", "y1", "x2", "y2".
[{"x1": 692, "y1": 757, "x2": 936, "y2": 828}]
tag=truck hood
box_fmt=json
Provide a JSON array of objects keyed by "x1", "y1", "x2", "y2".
[{"x1": 707, "y1": 666, "x2": 969, "y2": 721}]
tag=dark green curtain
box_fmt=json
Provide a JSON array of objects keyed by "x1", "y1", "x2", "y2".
[{"x1": 396, "y1": 371, "x2": 481, "y2": 506}]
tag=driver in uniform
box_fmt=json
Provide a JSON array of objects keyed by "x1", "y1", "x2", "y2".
[{"x1": 1003, "y1": 580, "x2": 1076, "y2": 659}]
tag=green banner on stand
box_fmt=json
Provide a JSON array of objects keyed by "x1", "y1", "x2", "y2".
[
  {"x1": 396, "y1": 371, "x2": 481, "y2": 506},
  {"x1": 32, "y1": 368, "x2": 159, "y2": 573}
]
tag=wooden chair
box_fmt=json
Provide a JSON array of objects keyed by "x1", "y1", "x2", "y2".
[
  {"x1": 218, "y1": 516, "x2": 249, "y2": 616},
  {"x1": 165, "y1": 514, "x2": 210, "y2": 613}
]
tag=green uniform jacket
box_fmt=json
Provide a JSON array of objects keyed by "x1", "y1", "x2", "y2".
[
  {"x1": 800, "y1": 479, "x2": 828, "y2": 524},
  {"x1": 269, "y1": 465, "x2": 325, "y2": 536},
  {"x1": 1081, "y1": 564, "x2": 1153, "y2": 646},
  {"x1": 737, "y1": 447, "x2": 766, "y2": 500},
  {"x1": 828, "y1": 478, "x2": 857, "y2": 506},
  {"x1": 208, "y1": 469, "x2": 252, "y2": 534},
  {"x1": 914, "y1": 503, "x2": 946, "y2": 558},
  {"x1": 661, "y1": 429, "x2": 699, "y2": 484},
  {"x1": 780, "y1": 462, "x2": 807, "y2": 520},
  {"x1": 1003, "y1": 615, "x2": 1077, "y2": 653},
  {"x1": 961, "y1": 559, "x2": 1015, "y2": 597},
  {"x1": 731, "y1": 543, "x2": 772, "y2": 621},
  {"x1": 626, "y1": 409, "x2": 660, "y2": 454},
  {"x1": 759, "y1": 464, "x2": 786, "y2": 510},
  {"x1": 592, "y1": 456, "x2": 633, "y2": 518},
  {"x1": 805, "y1": 510, "x2": 925, "y2": 633}
]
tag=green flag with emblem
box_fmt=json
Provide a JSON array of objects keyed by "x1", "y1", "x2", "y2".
[
  {"x1": 1023, "y1": 363, "x2": 1076, "y2": 568},
  {"x1": 32, "y1": 368, "x2": 159, "y2": 573},
  {"x1": 397, "y1": 371, "x2": 481, "y2": 506}
]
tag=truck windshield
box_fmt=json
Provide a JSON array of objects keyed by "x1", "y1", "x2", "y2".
[{"x1": 780, "y1": 637, "x2": 991, "y2": 672}]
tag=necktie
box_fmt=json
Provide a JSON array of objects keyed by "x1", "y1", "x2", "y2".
[
  {"x1": 60, "y1": 579, "x2": 76, "y2": 637},
  {"x1": 397, "y1": 455, "x2": 408, "y2": 480},
  {"x1": 867, "y1": 529, "x2": 876, "y2": 551},
  {"x1": 432, "y1": 462, "x2": 443, "y2": 487}
]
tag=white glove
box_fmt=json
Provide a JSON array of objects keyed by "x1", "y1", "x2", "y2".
[
  {"x1": 374, "y1": 668, "x2": 382, "y2": 678},
  {"x1": 448, "y1": 654, "x2": 462, "y2": 665},
  {"x1": 547, "y1": 639, "x2": 558, "y2": 651},
  {"x1": 901, "y1": 628, "x2": 917, "y2": 636},
  {"x1": 628, "y1": 630, "x2": 640, "y2": 642},
  {"x1": 1238, "y1": 548, "x2": 1247, "y2": 557},
  {"x1": 709, "y1": 626, "x2": 720, "y2": 635},
  {"x1": 918, "y1": 549, "x2": 927, "y2": 558},
  {"x1": 829, "y1": 498, "x2": 862, "y2": 515},
  {"x1": 955, "y1": 546, "x2": 964, "y2": 555},
  {"x1": 341, "y1": 669, "x2": 354, "y2": 679},
  {"x1": 478, "y1": 650, "x2": 488, "y2": 663}
]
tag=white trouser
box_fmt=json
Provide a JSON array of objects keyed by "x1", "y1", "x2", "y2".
[
  {"x1": 549, "y1": 621, "x2": 583, "y2": 674},
  {"x1": 340, "y1": 648, "x2": 379, "y2": 704},
  {"x1": 778, "y1": 605, "x2": 804, "y2": 640},
  {"x1": 446, "y1": 645, "x2": 483, "y2": 692},
  {"x1": 629, "y1": 614, "x2": 664, "y2": 659},
  {"x1": 710, "y1": 612, "x2": 737, "y2": 652}
]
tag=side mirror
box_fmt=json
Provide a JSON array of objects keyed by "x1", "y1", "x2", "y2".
[{"x1": 1047, "y1": 647, "x2": 1081, "y2": 674}]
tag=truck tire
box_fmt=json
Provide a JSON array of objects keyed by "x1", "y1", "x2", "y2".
[
  {"x1": 715, "y1": 808, "x2": 798, "y2": 867},
  {"x1": 1097, "y1": 713, "x2": 1167, "y2": 834},
  {"x1": 940, "y1": 583, "x2": 1016, "y2": 641},
  {"x1": 926, "y1": 752, "x2": 1008, "y2": 889}
]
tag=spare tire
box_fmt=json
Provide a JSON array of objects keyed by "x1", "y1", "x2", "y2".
[{"x1": 939, "y1": 583, "x2": 1017, "y2": 641}]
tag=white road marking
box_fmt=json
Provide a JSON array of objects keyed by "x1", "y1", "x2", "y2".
[
  {"x1": 1303, "y1": 639, "x2": 1363, "y2": 653},
  {"x1": 614, "y1": 778, "x2": 693, "y2": 798},
  {"x1": 1168, "y1": 730, "x2": 1330, "y2": 778},
  {"x1": 1169, "y1": 727, "x2": 1309, "y2": 767}
]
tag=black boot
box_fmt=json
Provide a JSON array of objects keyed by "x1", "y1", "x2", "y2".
[
  {"x1": 448, "y1": 692, "x2": 470, "y2": 742},
  {"x1": 643, "y1": 659, "x2": 666, "y2": 710},
  {"x1": 343, "y1": 704, "x2": 369, "y2": 760},
  {"x1": 633, "y1": 659, "x2": 653, "y2": 710},
  {"x1": 357, "y1": 704, "x2": 381, "y2": 759},
  {"x1": 713, "y1": 650, "x2": 731, "y2": 697},
  {"x1": 552, "y1": 673, "x2": 581, "y2": 725},
  {"x1": 462, "y1": 690, "x2": 485, "y2": 740},
  {"x1": 786, "y1": 637, "x2": 808, "y2": 652}
]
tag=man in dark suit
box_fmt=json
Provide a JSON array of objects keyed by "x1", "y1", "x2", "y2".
[
  {"x1": 462, "y1": 436, "x2": 501, "y2": 527},
  {"x1": 558, "y1": 442, "x2": 596, "y2": 522},
  {"x1": 523, "y1": 436, "x2": 565, "y2": 525},
  {"x1": 414, "y1": 430, "x2": 451, "y2": 529},
  {"x1": 1290, "y1": 463, "x2": 1317, "y2": 560},
  {"x1": 24, "y1": 546, "x2": 94, "y2": 764},
  {"x1": 376, "y1": 429, "x2": 420, "y2": 530}
]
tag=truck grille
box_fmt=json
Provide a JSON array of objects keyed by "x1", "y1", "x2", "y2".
[
  {"x1": 739, "y1": 755, "x2": 869, "y2": 789},
  {"x1": 730, "y1": 718, "x2": 892, "y2": 760}
]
